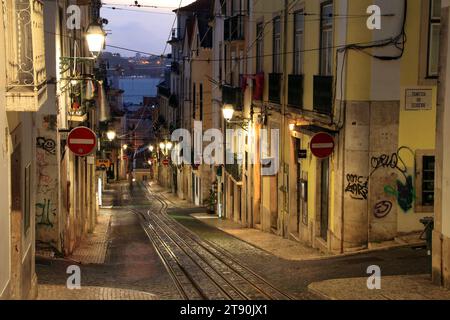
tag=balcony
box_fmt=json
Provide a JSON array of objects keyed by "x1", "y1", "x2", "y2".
[
  {"x1": 169, "y1": 94, "x2": 179, "y2": 108},
  {"x1": 313, "y1": 75, "x2": 333, "y2": 115},
  {"x1": 288, "y1": 74, "x2": 304, "y2": 108},
  {"x1": 268, "y1": 73, "x2": 282, "y2": 104},
  {"x1": 5, "y1": 0, "x2": 47, "y2": 112},
  {"x1": 171, "y1": 61, "x2": 180, "y2": 74},
  {"x1": 224, "y1": 15, "x2": 245, "y2": 42},
  {"x1": 225, "y1": 163, "x2": 243, "y2": 182},
  {"x1": 222, "y1": 85, "x2": 243, "y2": 111}
]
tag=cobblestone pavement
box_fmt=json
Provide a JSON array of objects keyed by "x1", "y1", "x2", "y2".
[
  {"x1": 159, "y1": 194, "x2": 431, "y2": 299},
  {"x1": 38, "y1": 285, "x2": 157, "y2": 300},
  {"x1": 36, "y1": 182, "x2": 180, "y2": 300},
  {"x1": 308, "y1": 275, "x2": 450, "y2": 300},
  {"x1": 134, "y1": 184, "x2": 293, "y2": 300},
  {"x1": 36, "y1": 181, "x2": 433, "y2": 300},
  {"x1": 69, "y1": 213, "x2": 111, "y2": 264}
]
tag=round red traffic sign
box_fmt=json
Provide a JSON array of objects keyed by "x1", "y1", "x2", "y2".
[
  {"x1": 67, "y1": 127, "x2": 97, "y2": 157},
  {"x1": 162, "y1": 159, "x2": 170, "y2": 166},
  {"x1": 310, "y1": 132, "x2": 335, "y2": 159}
]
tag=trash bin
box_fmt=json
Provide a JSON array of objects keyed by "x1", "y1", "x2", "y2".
[{"x1": 419, "y1": 216, "x2": 434, "y2": 256}]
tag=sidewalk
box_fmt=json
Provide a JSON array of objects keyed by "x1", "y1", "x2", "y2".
[
  {"x1": 37, "y1": 207, "x2": 163, "y2": 300},
  {"x1": 69, "y1": 211, "x2": 111, "y2": 264},
  {"x1": 38, "y1": 285, "x2": 157, "y2": 300},
  {"x1": 308, "y1": 275, "x2": 450, "y2": 300},
  {"x1": 191, "y1": 213, "x2": 328, "y2": 261}
]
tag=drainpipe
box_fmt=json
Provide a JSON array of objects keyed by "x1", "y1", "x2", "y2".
[{"x1": 280, "y1": 0, "x2": 289, "y2": 236}]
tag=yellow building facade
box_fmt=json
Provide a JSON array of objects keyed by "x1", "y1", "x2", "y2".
[{"x1": 236, "y1": 0, "x2": 439, "y2": 253}]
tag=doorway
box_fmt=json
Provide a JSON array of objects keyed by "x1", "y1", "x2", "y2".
[{"x1": 320, "y1": 158, "x2": 330, "y2": 241}]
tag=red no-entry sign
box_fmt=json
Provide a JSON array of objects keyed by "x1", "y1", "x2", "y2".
[
  {"x1": 310, "y1": 132, "x2": 335, "y2": 159},
  {"x1": 67, "y1": 127, "x2": 97, "y2": 157}
]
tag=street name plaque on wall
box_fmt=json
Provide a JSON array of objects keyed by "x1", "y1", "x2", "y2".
[{"x1": 404, "y1": 88, "x2": 433, "y2": 111}]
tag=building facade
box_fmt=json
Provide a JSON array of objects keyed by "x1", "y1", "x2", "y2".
[
  {"x1": 1, "y1": 0, "x2": 48, "y2": 299},
  {"x1": 434, "y1": 0, "x2": 450, "y2": 289},
  {"x1": 164, "y1": 0, "x2": 441, "y2": 257}
]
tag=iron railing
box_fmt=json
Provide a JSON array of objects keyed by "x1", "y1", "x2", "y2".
[
  {"x1": 6, "y1": 0, "x2": 46, "y2": 92},
  {"x1": 313, "y1": 75, "x2": 333, "y2": 115},
  {"x1": 269, "y1": 73, "x2": 282, "y2": 104},
  {"x1": 288, "y1": 74, "x2": 304, "y2": 108},
  {"x1": 224, "y1": 15, "x2": 245, "y2": 41}
]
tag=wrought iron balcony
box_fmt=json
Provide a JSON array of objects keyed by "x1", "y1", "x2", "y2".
[
  {"x1": 171, "y1": 61, "x2": 180, "y2": 74},
  {"x1": 169, "y1": 94, "x2": 179, "y2": 108},
  {"x1": 225, "y1": 163, "x2": 243, "y2": 182},
  {"x1": 268, "y1": 73, "x2": 282, "y2": 104},
  {"x1": 313, "y1": 75, "x2": 333, "y2": 115},
  {"x1": 222, "y1": 85, "x2": 243, "y2": 111},
  {"x1": 224, "y1": 15, "x2": 245, "y2": 42},
  {"x1": 5, "y1": 0, "x2": 47, "y2": 112},
  {"x1": 288, "y1": 74, "x2": 304, "y2": 108}
]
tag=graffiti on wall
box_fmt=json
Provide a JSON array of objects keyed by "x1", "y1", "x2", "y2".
[
  {"x1": 37, "y1": 137, "x2": 56, "y2": 155},
  {"x1": 384, "y1": 176, "x2": 415, "y2": 213},
  {"x1": 36, "y1": 117, "x2": 58, "y2": 232},
  {"x1": 373, "y1": 200, "x2": 393, "y2": 219},
  {"x1": 36, "y1": 149, "x2": 55, "y2": 194},
  {"x1": 345, "y1": 174, "x2": 369, "y2": 200},
  {"x1": 36, "y1": 199, "x2": 56, "y2": 227},
  {"x1": 371, "y1": 147, "x2": 416, "y2": 214}
]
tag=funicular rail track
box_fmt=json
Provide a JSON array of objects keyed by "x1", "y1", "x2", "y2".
[{"x1": 132, "y1": 183, "x2": 293, "y2": 301}]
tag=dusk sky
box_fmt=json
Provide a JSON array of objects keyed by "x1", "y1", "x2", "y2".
[{"x1": 101, "y1": 0, "x2": 195, "y2": 57}]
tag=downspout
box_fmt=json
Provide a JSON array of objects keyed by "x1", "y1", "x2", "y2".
[{"x1": 281, "y1": 0, "x2": 289, "y2": 236}]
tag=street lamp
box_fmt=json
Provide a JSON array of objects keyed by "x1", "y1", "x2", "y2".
[
  {"x1": 159, "y1": 141, "x2": 173, "y2": 155},
  {"x1": 106, "y1": 130, "x2": 116, "y2": 141},
  {"x1": 222, "y1": 104, "x2": 235, "y2": 122},
  {"x1": 86, "y1": 22, "x2": 106, "y2": 57},
  {"x1": 123, "y1": 144, "x2": 128, "y2": 150},
  {"x1": 149, "y1": 145, "x2": 154, "y2": 152}
]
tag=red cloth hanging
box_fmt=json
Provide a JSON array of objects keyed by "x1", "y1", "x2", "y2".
[{"x1": 253, "y1": 73, "x2": 264, "y2": 101}]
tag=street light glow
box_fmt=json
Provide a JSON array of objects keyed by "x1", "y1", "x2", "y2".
[
  {"x1": 149, "y1": 145, "x2": 154, "y2": 152},
  {"x1": 222, "y1": 104, "x2": 235, "y2": 121},
  {"x1": 166, "y1": 142, "x2": 173, "y2": 151},
  {"x1": 106, "y1": 130, "x2": 116, "y2": 141},
  {"x1": 86, "y1": 23, "x2": 106, "y2": 57}
]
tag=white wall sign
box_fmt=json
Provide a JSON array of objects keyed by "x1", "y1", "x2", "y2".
[{"x1": 404, "y1": 88, "x2": 433, "y2": 110}]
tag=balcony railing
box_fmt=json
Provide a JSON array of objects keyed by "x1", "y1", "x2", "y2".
[
  {"x1": 225, "y1": 163, "x2": 243, "y2": 182},
  {"x1": 171, "y1": 61, "x2": 180, "y2": 74},
  {"x1": 288, "y1": 74, "x2": 304, "y2": 108},
  {"x1": 224, "y1": 15, "x2": 245, "y2": 42},
  {"x1": 5, "y1": 0, "x2": 47, "y2": 112},
  {"x1": 169, "y1": 94, "x2": 179, "y2": 108},
  {"x1": 222, "y1": 85, "x2": 243, "y2": 111},
  {"x1": 268, "y1": 73, "x2": 282, "y2": 104},
  {"x1": 313, "y1": 75, "x2": 333, "y2": 115}
]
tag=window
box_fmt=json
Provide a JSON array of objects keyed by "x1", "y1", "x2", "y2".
[
  {"x1": 200, "y1": 83, "x2": 203, "y2": 121},
  {"x1": 422, "y1": 156, "x2": 435, "y2": 206},
  {"x1": 428, "y1": 0, "x2": 441, "y2": 77},
  {"x1": 193, "y1": 83, "x2": 196, "y2": 119},
  {"x1": 219, "y1": 42, "x2": 223, "y2": 83},
  {"x1": 231, "y1": 51, "x2": 236, "y2": 85},
  {"x1": 24, "y1": 163, "x2": 31, "y2": 234},
  {"x1": 293, "y1": 10, "x2": 305, "y2": 75},
  {"x1": 273, "y1": 17, "x2": 282, "y2": 73},
  {"x1": 415, "y1": 151, "x2": 436, "y2": 212},
  {"x1": 320, "y1": 2, "x2": 333, "y2": 76},
  {"x1": 256, "y1": 22, "x2": 264, "y2": 73}
]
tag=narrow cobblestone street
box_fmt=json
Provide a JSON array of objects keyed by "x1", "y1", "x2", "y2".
[{"x1": 35, "y1": 181, "x2": 431, "y2": 300}]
